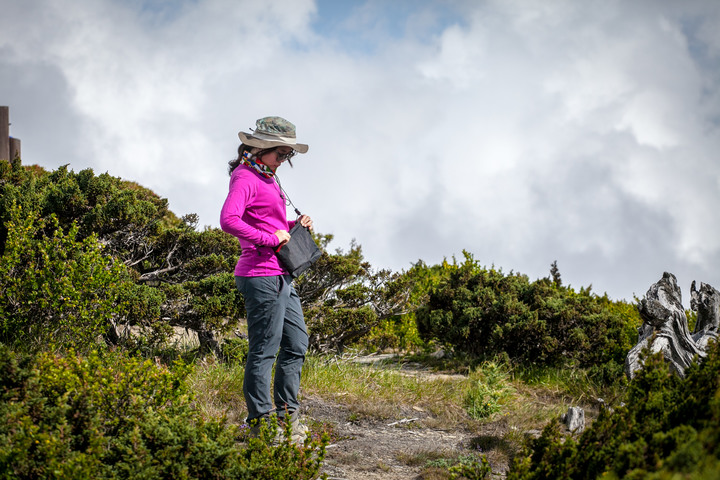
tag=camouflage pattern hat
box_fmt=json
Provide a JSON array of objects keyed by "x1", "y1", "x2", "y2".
[{"x1": 238, "y1": 116, "x2": 309, "y2": 153}]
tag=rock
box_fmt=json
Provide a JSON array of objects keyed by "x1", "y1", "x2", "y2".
[
  {"x1": 625, "y1": 272, "x2": 706, "y2": 379},
  {"x1": 690, "y1": 280, "x2": 720, "y2": 351},
  {"x1": 430, "y1": 348, "x2": 445, "y2": 359},
  {"x1": 562, "y1": 407, "x2": 585, "y2": 433}
]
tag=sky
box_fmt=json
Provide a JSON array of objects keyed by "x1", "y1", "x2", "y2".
[{"x1": 2, "y1": 0, "x2": 719, "y2": 306}]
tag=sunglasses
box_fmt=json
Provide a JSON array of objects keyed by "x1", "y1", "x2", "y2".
[{"x1": 256, "y1": 147, "x2": 296, "y2": 162}]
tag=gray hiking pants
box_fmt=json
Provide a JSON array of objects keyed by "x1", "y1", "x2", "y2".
[{"x1": 235, "y1": 275, "x2": 308, "y2": 422}]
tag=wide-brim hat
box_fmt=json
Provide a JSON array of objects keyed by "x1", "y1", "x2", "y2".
[{"x1": 238, "y1": 116, "x2": 309, "y2": 154}]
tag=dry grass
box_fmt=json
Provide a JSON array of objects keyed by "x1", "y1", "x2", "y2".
[
  {"x1": 395, "y1": 448, "x2": 455, "y2": 467},
  {"x1": 184, "y1": 352, "x2": 611, "y2": 479},
  {"x1": 503, "y1": 383, "x2": 573, "y2": 432},
  {"x1": 301, "y1": 355, "x2": 471, "y2": 425},
  {"x1": 301, "y1": 356, "x2": 584, "y2": 433},
  {"x1": 187, "y1": 357, "x2": 246, "y2": 425},
  {"x1": 187, "y1": 351, "x2": 607, "y2": 465}
]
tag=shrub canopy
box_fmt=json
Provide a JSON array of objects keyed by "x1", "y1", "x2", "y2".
[
  {"x1": 0, "y1": 159, "x2": 242, "y2": 353},
  {"x1": 415, "y1": 252, "x2": 640, "y2": 376},
  {"x1": 0, "y1": 346, "x2": 326, "y2": 479}
]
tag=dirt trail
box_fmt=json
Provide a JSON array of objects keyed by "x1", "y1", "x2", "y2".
[
  {"x1": 305, "y1": 397, "x2": 483, "y2": 480},
  {"x1": 301, "y1": 355, "x2": 514, "y2": 480}
]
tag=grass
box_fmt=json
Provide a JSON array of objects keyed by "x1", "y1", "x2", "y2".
[
  {"x1": 395, "y1": 448, "x2": 454, "y2": 467},
  {"x1": 188, "y1": 351, "x2": 610, "y2": 430},
  {"x1": 301, "y1": 354, "x2": 471, "y2": 425},
  {"x1": 510, "y1": 362, "x2": 627, "y2": 408},
  {"x1": 187, "y1": 356, "x2": 246, "y2": 425},
  {"x1": 186, "y1": 350, "x2": 621, "y2": 478}
]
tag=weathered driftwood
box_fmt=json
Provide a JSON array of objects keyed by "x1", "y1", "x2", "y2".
[
  {"x1": 625, "y1": 272, "x2": 706, "y2": 379},
  {"x1": 690, "y1": 280, "x2": 720, "y2": 351}
]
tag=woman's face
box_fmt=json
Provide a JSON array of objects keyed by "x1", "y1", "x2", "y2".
[{"x1": 254, "y1": 147, "x2": 294, "y2": 171}]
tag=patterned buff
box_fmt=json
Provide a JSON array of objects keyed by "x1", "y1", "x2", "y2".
[{"x1": 240, "y1": 151, "x2": 274, "y2": 178}]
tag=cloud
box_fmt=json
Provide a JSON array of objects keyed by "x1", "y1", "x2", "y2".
[{"x1": 2, "y1": 0, "x2": 719, "y2": 304}]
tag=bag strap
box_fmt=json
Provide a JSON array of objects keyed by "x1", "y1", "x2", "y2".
[
  {"x1": 275, "y1": 174, "x2": 302, "y2": 218},
  {"x1": 251, "y1": 174, "x2": 304, "y2": 253}
]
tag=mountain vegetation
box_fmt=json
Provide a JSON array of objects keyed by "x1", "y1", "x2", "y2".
[
  {"x1": 508, "y1": 342, "x2": 720, "y2": 480},
  {"x1": 0, "y1": 157, "x2": 716, "y2": 479}
]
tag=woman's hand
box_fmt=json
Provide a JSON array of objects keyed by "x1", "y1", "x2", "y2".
[
  {"x1": 298, "y1": 215, "x2": 313, "y2": 231},
  {"x1": 274, "y1": 229, "x2": 291, "y2": 247}
]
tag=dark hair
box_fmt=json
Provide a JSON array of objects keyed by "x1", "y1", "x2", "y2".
[{"x1": 228, "y1": 144, "x2": 253, "y2": 175}]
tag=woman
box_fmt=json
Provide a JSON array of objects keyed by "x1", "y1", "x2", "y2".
[{"x1": 220, "y1": 116, "x2": 312, "y2": 442}]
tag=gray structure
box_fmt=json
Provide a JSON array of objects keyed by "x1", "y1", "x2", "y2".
[
  {"x1": 690, "y1": 280, "x2": 720, "y2": 351},
  {"x1": 625, "y1": 272, "x2": 717, "y2": 379}
]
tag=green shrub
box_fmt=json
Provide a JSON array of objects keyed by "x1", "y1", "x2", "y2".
[
  {"x1": 0, "y1": 160, "x2": 243, "y2": 356},
  {"x1": 161, "y1": 271, "x2": 244, "y2": 340},
  {"x1": 221, "y1": 337, "x2": 249, "y2": 365},
  {"x1": 415, "y1": 253, "x2": 640, "y2": 376},
  {"x1": 464, "y1": 362, "x2": 513, "y2": 420},
  {"x1": 359, "y1": 313, "x2": 426, "y2": 353},
  {"x1": 424, "y1": 453, "x2": 492, "y2": 480},
  {"x1": 449, "y1": 455, "x2": 492, "y2": 480},
  {"x1": 0, "y1": 346, "x2": 327, "y2": 479},
  {"x1": 0, "y1": 204, "x2": 130, "y2": 353},
  {"x1": 506, "y1": 340, "x2": 720, "y2": 479}
]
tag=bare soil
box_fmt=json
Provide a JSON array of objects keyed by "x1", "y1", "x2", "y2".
[
  {"x1": 304, "y1": 395, "x2": 492, "y2": 480},
  {"x1": 300, "y1": 355, "x2": 524, "y2": 480}
]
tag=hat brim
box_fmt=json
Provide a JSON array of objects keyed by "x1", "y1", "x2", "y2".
[{"x1": 238, "y1": 131, "x2": 309, "y2": 154}]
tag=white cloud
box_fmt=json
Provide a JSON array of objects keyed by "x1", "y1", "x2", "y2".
[{"x1": 3, "y1": 0, "x2": 720, "y2": 303}]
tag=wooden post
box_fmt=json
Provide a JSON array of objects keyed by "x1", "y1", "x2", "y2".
[
  {"x1": 9, "y1": 137, "x2": 21, "y2": 161},
  {"x1": 0, "y1": 106, "x2": 9, "y2": 162}
]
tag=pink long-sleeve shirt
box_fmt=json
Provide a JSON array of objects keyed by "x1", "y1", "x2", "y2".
[{"x1": 220, "y1": 164, "x2": 296, "y2": 277}]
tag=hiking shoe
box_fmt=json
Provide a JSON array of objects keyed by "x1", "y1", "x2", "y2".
[{"x1": 281, "y1": 409, "x2": 308, "y2": 445}]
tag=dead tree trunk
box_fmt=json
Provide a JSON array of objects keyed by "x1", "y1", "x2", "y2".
[{"x1": 625, "y1": 272, "x2": 706, "y2": 378}]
